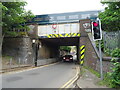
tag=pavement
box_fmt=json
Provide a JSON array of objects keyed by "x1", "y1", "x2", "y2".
[{"x1": 77, "y1": 68, "x2": 109, "y2": 89}]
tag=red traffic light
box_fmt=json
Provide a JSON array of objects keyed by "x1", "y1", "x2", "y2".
[{"x1": 93, "y1": 22, "x2": 99, "y2": 27}]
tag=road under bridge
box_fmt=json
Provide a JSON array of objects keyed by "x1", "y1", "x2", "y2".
[{"x1": 28, "y1": 10, "x2": 100, "y2": 65}]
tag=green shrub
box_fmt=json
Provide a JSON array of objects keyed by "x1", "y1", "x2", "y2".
[
  {"x1": 111, "y1": 48, "x2": 120, "y2": 58},
  {"x1": 106, "y1": 48, "x2": 120, "y2": 88},
  {"x1": 110, "y1": 58, "x2": 120, "y2": 88},
  {"x1": 95, "y1": 40, "x2": 104, "y2": 51},
  {"x1": 104, "y1": 48, "x2": 111, "y2": 56},
  {"x1": 98, "y1": 48, "x2": 120, "y2": 88}
]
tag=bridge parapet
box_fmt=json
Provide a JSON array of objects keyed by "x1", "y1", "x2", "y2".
[
  {"x1": 28, "y1": 11, "x2": 100, "y2": 38},
  {"x1": 37, "y1": 23, "x2": 80, "y2": 38}
]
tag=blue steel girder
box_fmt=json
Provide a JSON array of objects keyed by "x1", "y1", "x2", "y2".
[
  {"x1": 27, "y1": 10, "x2": 100, "y2": 25},
  {"x1": 27, "y1": 10, "x2": 100, "y2": 38}
]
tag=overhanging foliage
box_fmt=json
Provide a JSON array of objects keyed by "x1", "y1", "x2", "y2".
[
  {"x1": 99, "y1": 2, "x2": 120, "y2": 31},
  {"x1": 1, "y1": 2, "x2": 35, "y2": 36}
]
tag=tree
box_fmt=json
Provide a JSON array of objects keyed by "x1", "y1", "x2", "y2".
[
  {"x1": 0, "y1": 2, "x2": 35, "y2": 59},
  {"x1": 60, "y1": 46, "x2": 71, "y2": 52},
  {"x1": 99, "y1": 2, "x2": 120, "y2": 31},
  {"x1": 1, "y1": 2, "x2": 35, "y2": 36}
]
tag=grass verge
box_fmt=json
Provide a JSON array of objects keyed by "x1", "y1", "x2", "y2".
[
  {"x1": 83, "y1": 66, "x2": 100, "y2": 78},
  {"x1": 97, "y1": 73, "x2": 112, "y2": 88},
  {"x1": 83, "y1": 66, "x2": 119, "y2": 89},
  {"x1": 79, "y1": 66, "x2": 86, "y2": 76}
]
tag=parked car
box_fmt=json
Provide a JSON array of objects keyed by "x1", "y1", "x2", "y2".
[{"x1": 62, "y1": 55, "x2": 73, "y2": 62}]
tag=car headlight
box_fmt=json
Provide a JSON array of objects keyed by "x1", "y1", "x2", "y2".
[{"x1": 70, "y1": 57, "x2": 73, "y2": 59}]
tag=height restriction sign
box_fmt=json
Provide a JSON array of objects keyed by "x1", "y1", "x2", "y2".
[
  {"x1": 52, "y1": 24, "x2": 57, "y2": 29},
  {"x1": 52, "y1": 24, "x2": 57, "y2": 33}
]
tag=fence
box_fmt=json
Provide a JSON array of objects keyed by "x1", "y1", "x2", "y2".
[
  {"x1": 103, "y1": 31, "x2": 120, "y2": 50},
  {"x1": 1, "y1": 57, "x2": 58, "y2": 73},
  {"x1": 1, "y1": 56, "x2": 34, "y2": 73}
]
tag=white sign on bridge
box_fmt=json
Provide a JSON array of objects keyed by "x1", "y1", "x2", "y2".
[{"x1": 38, "y1": 23, "x2": 79, "y2": 36}]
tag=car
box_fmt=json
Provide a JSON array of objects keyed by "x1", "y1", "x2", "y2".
[{"x1": 62, "y1": 55, "x2": 73, "y2": 62}]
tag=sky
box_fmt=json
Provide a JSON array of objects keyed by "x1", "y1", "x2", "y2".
[{"x1": 24, "y1": 0, "x2": 106, "y2": 15}]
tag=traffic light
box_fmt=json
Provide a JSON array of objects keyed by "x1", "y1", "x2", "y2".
[{"x1": 92, "y1": 19, "x2": 102, "y2": 41}]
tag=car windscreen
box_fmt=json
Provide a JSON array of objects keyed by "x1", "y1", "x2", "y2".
[{"x1": 64, "y1": 55, "x2": 73, "y2": 57}]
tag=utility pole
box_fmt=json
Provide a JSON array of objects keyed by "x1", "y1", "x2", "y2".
[
  {"x1": 35, "y1": 43, "x2": 38, "y2": 67},
  {"x1": 32, "y1": 39, "x2": 38, "y2": 67}
]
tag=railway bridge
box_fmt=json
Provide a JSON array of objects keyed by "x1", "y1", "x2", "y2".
[{"x1": 28, "y1": 10, "x2": 100, "y2": 65}]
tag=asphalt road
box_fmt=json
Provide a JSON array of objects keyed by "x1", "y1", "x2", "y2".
[{"x1": 2, "y1": 62, "x2": 77, "y2": 88}]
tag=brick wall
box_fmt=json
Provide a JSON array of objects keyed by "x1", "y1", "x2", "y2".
[{"x1": 83, "y1": 34, "x2": 113, "y2": 73}]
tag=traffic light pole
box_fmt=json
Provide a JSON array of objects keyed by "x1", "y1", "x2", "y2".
[
  {"x1": 99, "y1": 40, "x2": 103, "y2": 80},
  {"x1": 92, "y1": 18, "x2": 103, "y2": 80}
]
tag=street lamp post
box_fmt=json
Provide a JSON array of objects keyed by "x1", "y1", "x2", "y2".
[{"x1": 32, "y1": 39, "x2": 38, "y2": 67}]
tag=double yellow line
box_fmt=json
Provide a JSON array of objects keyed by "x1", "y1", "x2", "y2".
[{"x1": 60, "y1": 66, "x2": 80, "y2": 88}]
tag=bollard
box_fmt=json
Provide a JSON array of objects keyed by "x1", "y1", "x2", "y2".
[
  {"x1": 18, "y1": 58, "x2": 21, "y2": 67},
  {"x1": 25, "y1": 59, "x2": 27, "y2": 65},
  {"x1": 9, "y1": 58, "x2": 12, "y2": 71},
  {"x1": 32, "y1": 57, "x2": 35, "y2": 67}
]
